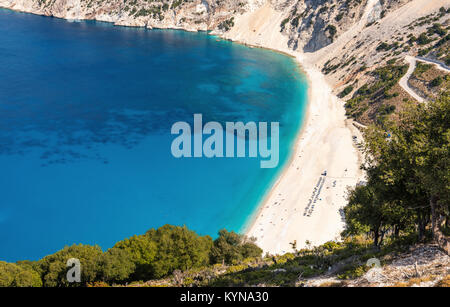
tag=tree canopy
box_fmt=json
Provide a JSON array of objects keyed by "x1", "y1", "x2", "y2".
[
  {"x1": 0, "y1": 261, "x2": 42, "y2": 287},
  {"x1": 210, "y1": 229, "x2": 262, "y2": 264},
  {"x1": 343, "y1": 94, "x2": 449, "y2": 249},
  {"x1": 0, "y1": 225, "x2": 262, "y2": 287}
]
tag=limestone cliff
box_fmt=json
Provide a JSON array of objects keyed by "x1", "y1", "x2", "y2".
[
  {"x1": 0, "y1": 0, "x2": 257, "y2": 31},
  {"x1": 0, "y1": 0, "x2": 438, "y2": 59},
  {"x1": 0, "y1": 0, "x2": 412, "y2": 50},
  {"x1": 0, "y1": 0, "x2": 385, "y2": 44}
]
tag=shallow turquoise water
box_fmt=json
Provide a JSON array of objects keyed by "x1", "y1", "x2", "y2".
[{"x1": 0, "y1": 9, "x2": 308, "y2": 261}]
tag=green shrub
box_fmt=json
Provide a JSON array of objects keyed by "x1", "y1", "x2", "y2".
[
  {"x1": 210, "y1": 229, "x2": 262, "y2": 265},
  {"x1": 430, "y1": 76, "x2": 443, "y2": 87},
  {"x1": 417, "y1": 33, "x2": 432, "y2": 45},
  {"x1": 325, "y1": 25, "x2": 337, "y2": 39},
  {"x1": 280, "y1": 18, "x2": 289, "y2": 30},
  {"x1": 218, "y1": 18, "x2": 235, "y2": 32},
  {"x1": 0, "y1": 262, "x2": 42, "y2": 287},
  {"x1": 37, "y1": 244, "x2": 103, "y2": 287},
  {"x1": 338, "y1": 85, "x2": 354, "y2": 98}
]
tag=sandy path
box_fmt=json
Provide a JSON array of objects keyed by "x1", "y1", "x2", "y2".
[
  {"x1": 416, "y1": 57, "x2": 450, "y2": 73},
  {"x1": 399, "y1": 55, "x2": 450, "y2": 103}
]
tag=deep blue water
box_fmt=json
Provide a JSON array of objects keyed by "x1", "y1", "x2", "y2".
[{"x1": 0, "y1": 9, "x2": 308, "y2": 262}]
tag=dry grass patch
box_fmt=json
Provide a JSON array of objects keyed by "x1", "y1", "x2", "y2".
[
  {"x1": 318, "y1": 281, "x2": 347, "y2": 287},
  {"x1": 391, "y1": 275, "x2": 436, "y2": 287},
  {"x1": 409, "y1": 64, "x2": 449, "y2": 100},
  {"x1": 435, "y1": 275, "x2": 450, "y2": 287}
]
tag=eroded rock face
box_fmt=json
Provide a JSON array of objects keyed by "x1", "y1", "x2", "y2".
[
  {"x1": 278, "y1": 0, "x2": 370, "y2": 52},
  {"x1": 0, "y1": 0, "x2": 395, "y2": 51},
  {"x1": 0, "y1": 0, "x2": 251, "y2": 31},
  {"x1": 0, "y1": 0, "x2": 418, "y2": 52},
  {"x1": 303, "y1": 16, "x2": 332, "y2": 52}
]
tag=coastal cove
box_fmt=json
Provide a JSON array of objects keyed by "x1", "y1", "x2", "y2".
[
  {"x1": 1, "y1": 0, "x2": 448, "y2": 289},
  {"x1": 0, "y1": 9, "x2": 308, "y2": 261}
]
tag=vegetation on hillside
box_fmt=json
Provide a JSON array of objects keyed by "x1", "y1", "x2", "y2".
[
  {"x1": 0, "y1": 226, "x2": 261, "y2": 287},
  {"x1": 331, "y1": 6, "x2": 449, "y2": 127},
  {"x1": 137, "y1": 235, "x2": 447, "y2": 287},
  {"x1": 406, "y1": 7, "x2": 450, "y2": 65},
  {"x1": 408, "y1": 62, "x2": 450, "y2": 101},
  {"x1": 218, "y1": 17, "x2": 235, "y2": 32},
  {"x1": 345, "y1": 94, "x2": 449, "y2": 249},
  {"x1": 1, "y1": 2, "x2": 449, "y2": 288},
  {"x1": 344, "y1": 63, "x2": 407, "y2": 124}
]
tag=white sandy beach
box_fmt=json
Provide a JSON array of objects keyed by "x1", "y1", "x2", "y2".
[
  {"x1": 244, "y1": 61, "x2": 364, "y2": 254},
  {"x1": 222, "y1": 2, "x2": 365, "y2": 254}
]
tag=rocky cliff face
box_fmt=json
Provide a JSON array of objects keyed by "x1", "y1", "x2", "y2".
[
  {"x1": 0, "y1": 0, "x2": 260, "y2": 31},
  {"x1": 277, "y1": 0, "x2": 414, "y2": 52},
  {"x1": 279, "y1": 0, "x2": 370, "y2": 52},
  {"x1": 0, "y1": 0, "x2": 385, "y2": 50},
  {"x1": 0, "y1": 0, "x2": 413, "y2": 52}
]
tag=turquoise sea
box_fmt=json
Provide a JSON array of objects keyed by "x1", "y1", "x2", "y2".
[{"x1": 0, "y1": 9, "x2": 308, "y2": 261}]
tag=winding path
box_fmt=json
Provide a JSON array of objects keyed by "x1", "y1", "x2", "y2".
[
  {"x1": 416, "y1": 56, "x2": 450, "y2": 72},
  {"x1": 311, "y1": 0, "x2": 379, "y2": 64},
  {"x1": 399, "y1": 55, "x2": 450, "y2": 103}
]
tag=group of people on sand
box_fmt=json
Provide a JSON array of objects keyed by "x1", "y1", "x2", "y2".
[{"x1": 303, "y1": 175, "x2": 326, "y2": 217}]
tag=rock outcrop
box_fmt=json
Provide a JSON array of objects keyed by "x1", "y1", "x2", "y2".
[{"x1": 0, "y1": 0, "x2": 384, "y2": 50}]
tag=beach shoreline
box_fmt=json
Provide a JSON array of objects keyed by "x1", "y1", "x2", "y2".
[
  {"x1": 0, "y1": 4, "x2": 364, "y2": 255},
  {"x1": 245, "y1": 54, "x2": 363, "y2": 254},
  {"x1": 240, "y1": 57, "x2": 313, "y2": 234}
]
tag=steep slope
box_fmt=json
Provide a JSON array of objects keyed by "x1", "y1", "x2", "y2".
[
  {"x1": 130, "y1": 241, "x2": 450, "y2": 287},
  {"x1": 0, "y1": 0, "x2": 250, "y2": 30},
  {"x1": 311, "y1": 0, "x2": 449, "y2": 124}
]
